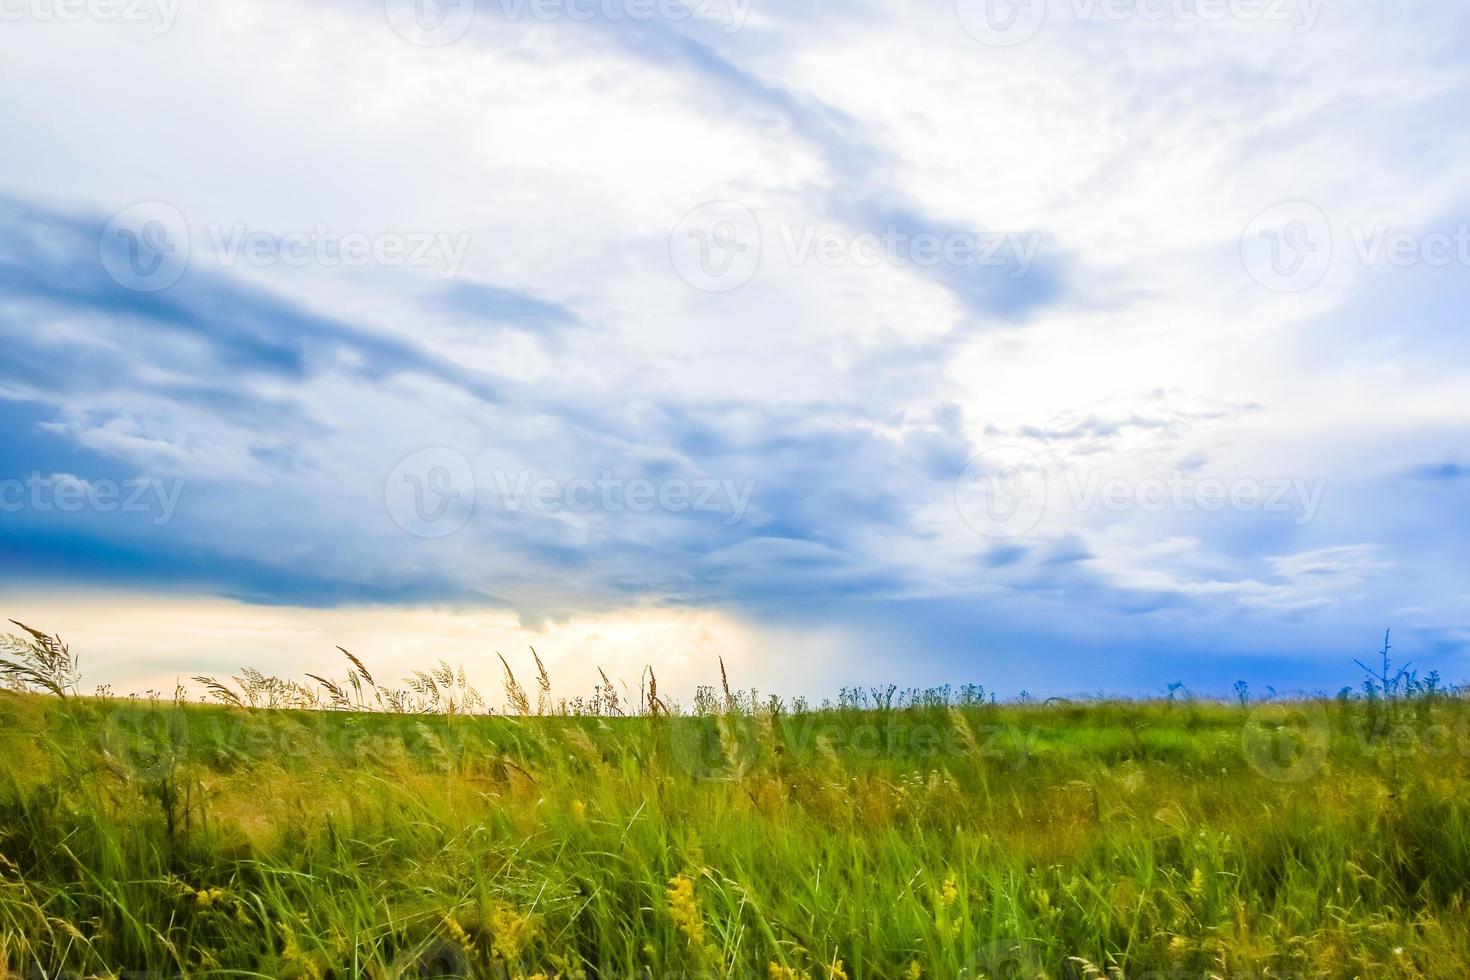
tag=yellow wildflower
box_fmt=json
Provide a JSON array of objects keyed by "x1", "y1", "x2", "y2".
[
  {"x1": 666, "y1": 874, "x2": 705, "y2": 947},
  {"x1": 490, "y1": 904, "x2": 534, "y2": 962},
  {"x1": 444, "y1": 915, "x2": 475, "y2": 957},
  {"x1": 940, "y1": 874, "x2": 959, "y2": 908},
  {"x1": 769, "y1": 964, "x2": 811, "y2": 980},
  {"x1": 195, "y1": 887, "x2": 228, "y2": 908}
]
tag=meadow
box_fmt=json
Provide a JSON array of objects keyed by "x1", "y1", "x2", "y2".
[{"x1": 2, "y1": 624, "x2": 1469, "y2": 978}]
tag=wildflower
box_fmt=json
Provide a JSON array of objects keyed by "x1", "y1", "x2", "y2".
[
  {"x1": 666, "y1": 874, "x2": 705, "y2": 947},
  {"x1": 490, "y1": 904, "x2": 534, "y2": 962},
  {"x1": 906, "y1": 959, "x2": 923, "y2": 979},
  {"x1": 444, "y1": 915, "x2": 475, "y2": 957},
  {"x1": 195, "y1": 887, "x2": 228, "y2": 908},
  {"x1": 549, "y1": 952, "x2": 587, "y2": 979},
  {"x1": 275, "y1": 920, "x2": 323, "y2": 980},
  {"x1": 941, "y1": 874, "x2": 959, "y2": 908},
  {"x1": 769, "y1": 964, "x2": 811, "y2": 980}
]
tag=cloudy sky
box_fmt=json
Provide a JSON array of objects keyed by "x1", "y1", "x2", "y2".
[{"x1": 1, "y1": 0, "x2": 1468, "y2": 700}]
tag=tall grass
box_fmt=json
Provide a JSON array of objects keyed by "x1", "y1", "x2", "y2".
[{"x1": 1, "y1": 624, "x2": 1468, "y2": 978}]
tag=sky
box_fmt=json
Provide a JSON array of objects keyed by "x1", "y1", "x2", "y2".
[{"x1": 1, "y1": 0, "x2": 1468, "y2": 702}]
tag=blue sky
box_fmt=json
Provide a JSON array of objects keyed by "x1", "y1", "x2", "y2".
[{"x1": 1, "y1": 0, "x2": 1468, "y2": 699}]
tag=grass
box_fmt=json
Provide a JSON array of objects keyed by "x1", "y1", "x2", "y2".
[{"x1": 1, "y1": 628, "x2": 1469, "y2": 977}]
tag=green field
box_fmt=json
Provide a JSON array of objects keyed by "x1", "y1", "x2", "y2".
[{"x1": 2, "y1": 632, "x2": 1469, "y2": 977}]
